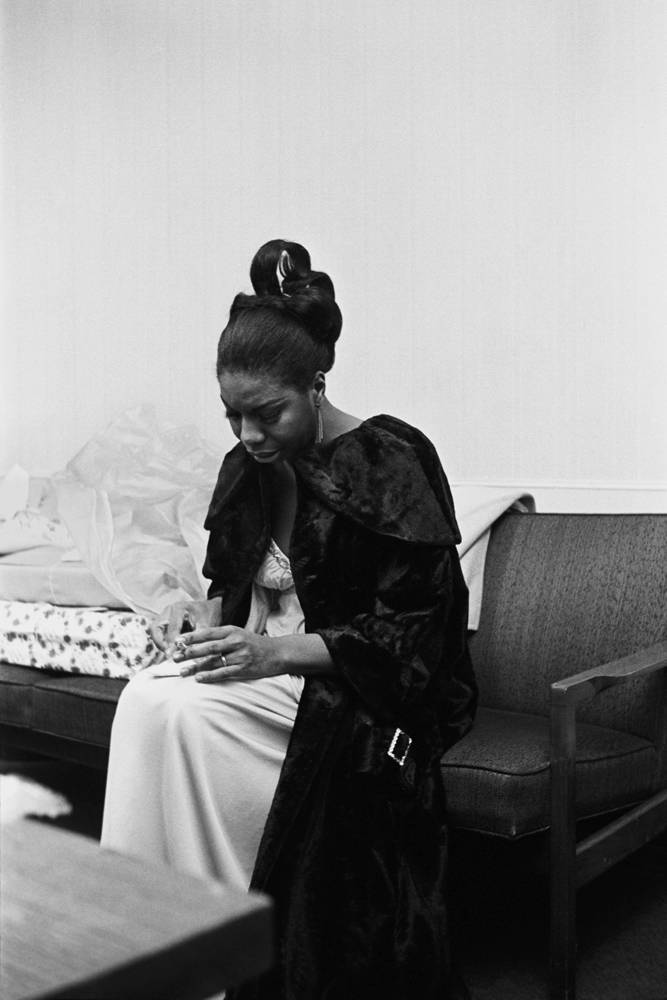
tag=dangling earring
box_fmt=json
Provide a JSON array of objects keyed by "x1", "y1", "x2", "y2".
[{"x1": 315, "y1": 401, "x2": 324, "y2": 444}]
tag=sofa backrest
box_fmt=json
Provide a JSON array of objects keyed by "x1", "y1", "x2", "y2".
[{"x1": 468, "y1": 513, "x2": 667, "y2": 742}]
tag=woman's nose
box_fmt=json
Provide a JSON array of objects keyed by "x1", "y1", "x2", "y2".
[{"x1": 240, "y1": 417, "x2": 265, "y2": 446}]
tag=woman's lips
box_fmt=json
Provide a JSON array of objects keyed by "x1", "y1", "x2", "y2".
[{"x1": 248, "y1": 449, "x2": 280, "y2": 462}]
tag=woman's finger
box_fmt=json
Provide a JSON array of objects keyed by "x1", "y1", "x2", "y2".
[
  {"x1": 179, "y1": 653, "x2": 221, "y2": 677},
  {"x1": 185, "y1": 624, "x2": 239, "y2": 644},
  {"x1": 175, "y1": 639, "x2": 231, "y2": 662},
  {"x1": 162, "y1": 606, "x2": 190, "y2": 650},
  {"x1": 149, "y1": 619, "x2": 169, "y2": 652},
  {"x1": 173, "y1": 628, "x2": 243, "y2": 663},
  {"x1": 194, "y1": 661, "x2": 245, "y2": 683}
]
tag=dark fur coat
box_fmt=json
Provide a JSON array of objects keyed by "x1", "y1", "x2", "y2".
[{"x1": 202, "y1": 415, "x2": 477, "y2": 1000}]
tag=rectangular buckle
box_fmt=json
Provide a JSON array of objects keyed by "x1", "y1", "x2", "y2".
[{"x1": 387, "y1": 728, "x2": 412, "y2": 767}]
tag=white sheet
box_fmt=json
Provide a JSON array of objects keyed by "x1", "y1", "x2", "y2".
[
  {"x1": 453, "y1": 485, "x2": 535, "y2": 630},
  {"x1": 0, "y1": 556, "x2": 127, "y2": 608}
]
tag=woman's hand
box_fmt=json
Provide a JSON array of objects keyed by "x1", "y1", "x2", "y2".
[
  {"x1": 172, "y1": 625, "x2": 284, "y2": 683},
  {"x1": 149, "y1": 598, "x2": 223, "y2": 656}
]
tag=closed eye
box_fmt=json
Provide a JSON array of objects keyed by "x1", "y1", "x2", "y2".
[{"x1": 257, "y1": 408, "x2": 282, "y2": 423}]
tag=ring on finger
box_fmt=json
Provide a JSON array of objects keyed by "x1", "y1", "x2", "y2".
[{"x1": 220, "y1": 654, "x2": 227, "y2": 668}]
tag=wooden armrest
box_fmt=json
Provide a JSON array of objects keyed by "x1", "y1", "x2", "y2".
[{"x1": 551, "y1": 639, "x2": 667, "y2": 708}]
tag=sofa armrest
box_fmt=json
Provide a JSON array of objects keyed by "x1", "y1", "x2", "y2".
[
  {"x1": 548, "y1": 636, "x2": 667, "y2": 989},
  {"x1": 550, "y1": 639, "x2": 667, "y2": 708}
]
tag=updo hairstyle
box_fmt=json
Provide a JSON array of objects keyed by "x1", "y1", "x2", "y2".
[{"x1": 216, "y1": 240, "x2": 342, "y2": 390}]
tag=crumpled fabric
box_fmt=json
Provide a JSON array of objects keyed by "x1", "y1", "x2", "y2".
[
  {"x1": 52, "y1": 406, "x2": 220, "y2": 617},
  {"x1": 0, "y1": 465, "x2": 75, "y2": 555}
]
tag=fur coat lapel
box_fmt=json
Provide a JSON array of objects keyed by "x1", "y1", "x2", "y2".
[{"x1": 294, "y1": 414, "x2": 461, "y2": 546}]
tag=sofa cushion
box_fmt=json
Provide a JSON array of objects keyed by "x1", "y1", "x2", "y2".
[
  {"x1": 442, "y1": 706, "x2": 659, "y2": 838},
  {"x1": 0, "y1": 662, "x2": 126, "y2": 748}
]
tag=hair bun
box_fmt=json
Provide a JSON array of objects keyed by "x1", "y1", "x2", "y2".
[
  {"x1": 250, "y1": 239, "x2": 311, "y2": 296},
  {"x1": 248, "y1": 239, "x2": 342, "y2": 348},
  {"x1": 281, "y1": 268, "x2": 336, "y2": 301},
  {"x1": 282, "y1": 284, "x2": 342, "y2": 347}
]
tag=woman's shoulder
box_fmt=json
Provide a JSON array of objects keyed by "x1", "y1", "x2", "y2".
[
  {"x1": 331, "y1": 414, "x2": 449, "y2": 483},
  {"x1": 352, "y1": 413, "x2": 438, "y2": 451},
  {"x1": 297, "y1": 414, "x2": 460, "y2": 546}
]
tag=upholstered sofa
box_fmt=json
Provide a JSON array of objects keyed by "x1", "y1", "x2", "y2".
[
  {"x1": 444, "y1": 511, "x2": 667, "y2": 999},
  {"x1": 2, "y1": 511, "x2": 666, "y2": 999}
]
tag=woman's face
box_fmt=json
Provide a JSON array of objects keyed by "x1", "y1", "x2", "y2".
[{"x1": 218, "y1": 369, "x2": 318, "y2": 464}]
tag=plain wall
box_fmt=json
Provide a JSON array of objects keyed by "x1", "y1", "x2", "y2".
[{"x1": 2, "y1": 0, "x2": 666, "y2": 508}]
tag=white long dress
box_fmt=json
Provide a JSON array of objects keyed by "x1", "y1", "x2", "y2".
[{"x1": 101, "y1": 541, "x2": 305, "y2": 890}]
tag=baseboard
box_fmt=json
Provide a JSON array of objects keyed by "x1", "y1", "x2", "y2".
[{"x1": 452, "y1": 482, "x2": 667, "y2": 514}]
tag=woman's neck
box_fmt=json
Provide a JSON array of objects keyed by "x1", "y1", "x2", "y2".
[{"x1": 319, "y1": 397, "x2": 363, "y2": 442}]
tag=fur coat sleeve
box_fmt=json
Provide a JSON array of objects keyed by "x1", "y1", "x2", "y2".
[{"x1": 292, "y1": 414, "x2": 477, "y2": 751}]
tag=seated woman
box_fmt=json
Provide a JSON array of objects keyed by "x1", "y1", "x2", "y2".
[{"x1": 101, "y1": 239, "x2": 477, "y2": 1000}]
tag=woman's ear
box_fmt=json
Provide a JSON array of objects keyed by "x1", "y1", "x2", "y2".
[{"x1": 313, "y1": 372, "x2": 326, "y2": 406}]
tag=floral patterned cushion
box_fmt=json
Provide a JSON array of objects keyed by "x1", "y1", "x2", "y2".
[{"x1": 0, "y1": 600, "x2": 159, "y2": 678}]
